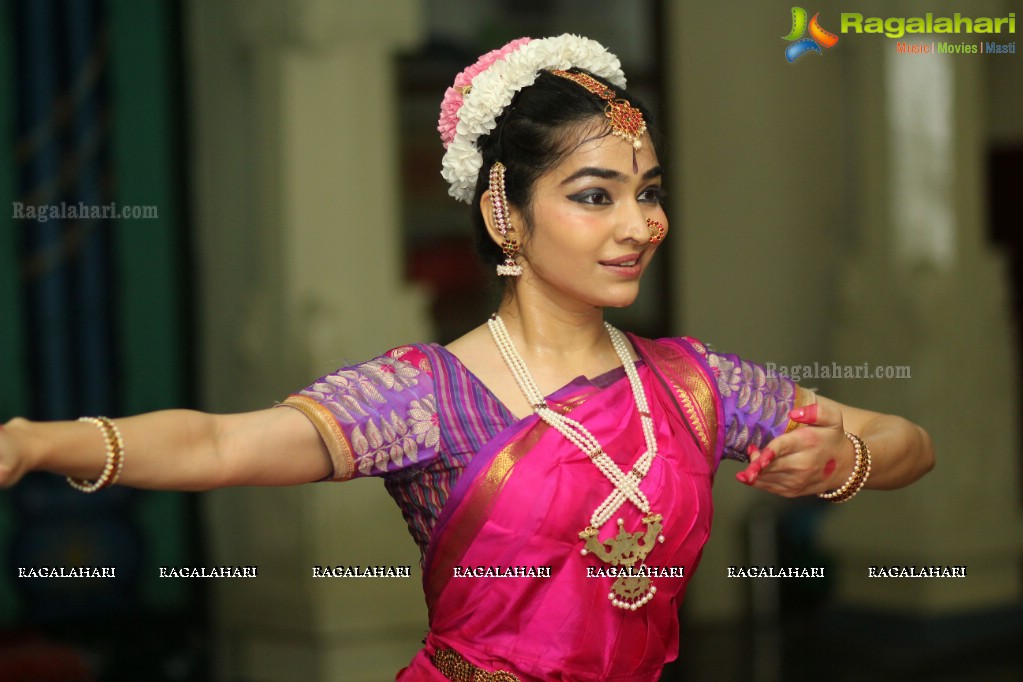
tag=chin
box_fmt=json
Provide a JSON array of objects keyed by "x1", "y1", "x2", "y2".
[{"x1": 599, "y1": 291, "x2": 641, "y2": 309}]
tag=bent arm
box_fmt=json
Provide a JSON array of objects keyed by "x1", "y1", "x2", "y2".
[
  {"x1": 1, "y1": 407, "x2": 332, "y2": 491},
  {"x1": 830, "y1": 397, "x2": 934, "y2": 491},
  {"x1": 739, "y1": 395, "x2": 934, "y2": 498}
]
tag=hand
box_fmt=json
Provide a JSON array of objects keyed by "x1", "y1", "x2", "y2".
[
  {"x1": 734, "y1": 400, "x2": 856, "y2": 498},
  {"x1": 0, "y1": 419, "x2": 30, "y2": 488}
]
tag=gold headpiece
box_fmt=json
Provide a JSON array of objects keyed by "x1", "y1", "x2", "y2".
[{"x1": 552, "y1": 70, "x2": 647, "y2": 150}]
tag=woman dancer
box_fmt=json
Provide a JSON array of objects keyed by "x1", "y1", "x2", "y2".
[{"x1": 0, "y1": 35, "x2": 933, "y2": 680}]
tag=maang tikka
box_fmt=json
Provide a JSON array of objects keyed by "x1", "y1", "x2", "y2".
[
  {"x1": 552, "y1": 69, "x2": 647, "y2": 172},
  {"x1": 489, "y1": 162, "x2": 523, "y2": 277}
]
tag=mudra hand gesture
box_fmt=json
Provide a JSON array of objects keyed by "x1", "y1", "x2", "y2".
[{"x1": 737, "y1": 396, "x2": 926, "y2": 501}]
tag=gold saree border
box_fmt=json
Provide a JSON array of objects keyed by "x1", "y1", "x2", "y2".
[
  {"x1": 276, "y1": 394, "x2": 356, "y2": 481},
  {"x1": 634, "y1": 338, "x2": 719, "y2": 468}
]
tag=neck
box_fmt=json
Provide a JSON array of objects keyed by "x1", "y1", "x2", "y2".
[{"x1": 496, "y1": 290, "x2": 609, "y2": 360}]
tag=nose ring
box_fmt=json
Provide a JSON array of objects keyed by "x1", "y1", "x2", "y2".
[{"x1": 647, "y1": 219, "x2": 666, "y2": 244}]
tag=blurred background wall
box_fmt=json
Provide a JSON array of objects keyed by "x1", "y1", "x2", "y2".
[{"x1": 2, "y1": 0, "x2": 1021, "y2": 680}]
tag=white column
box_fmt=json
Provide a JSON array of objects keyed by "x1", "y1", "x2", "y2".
[
  {"x1": 664, "y1": 0, "x2": 846, "y2": 622},
  {"x1": 188, "y1": 1, "x2": 430, "y2": 680},
  {"x1": 821, "y1": 37, "x2": 1023, "y2": 615},
  {"x1": 665, "y1": 0, "x2": 1023, "y2": 625}
]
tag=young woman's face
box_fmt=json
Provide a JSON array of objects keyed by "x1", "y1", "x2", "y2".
[{"x1": 515, "y1": 124, "x2": 667, "y2": 312}]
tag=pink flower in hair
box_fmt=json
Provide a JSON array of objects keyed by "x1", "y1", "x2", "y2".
[{"x1": 438, "y1": 37, "x2": 532, "y2": 148}]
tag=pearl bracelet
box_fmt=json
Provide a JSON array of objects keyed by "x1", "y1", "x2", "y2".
[
  {"x1": 68, "y1": 416, "x2": 125, "y2": 493},
  {"x1": 817, "y1": 431, "x2": 871, "y2": 504}
]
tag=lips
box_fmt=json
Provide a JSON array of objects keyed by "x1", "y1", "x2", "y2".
[
  {"x1": 599, "y1": 253, "x2": 645, "y2": 280},
  {"x1": 600, "y1": 253, "x2": 643, "y2": 267}
]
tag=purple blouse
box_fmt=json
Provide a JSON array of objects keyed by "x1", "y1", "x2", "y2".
[{"x1": 280, "y1": 338, "x2": 810, "y2": 560}]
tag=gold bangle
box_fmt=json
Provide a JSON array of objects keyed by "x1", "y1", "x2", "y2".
[
  {"x1": 68, "y1": 416, "x2": 125, "y2": 493},
  {"x1": 817, "y1": 431, "x2": 871, "y2": 504}
]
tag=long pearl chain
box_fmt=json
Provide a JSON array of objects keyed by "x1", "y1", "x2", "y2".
[{"x1": 487, "y1": 315, "x2": 659, "y2": 529}]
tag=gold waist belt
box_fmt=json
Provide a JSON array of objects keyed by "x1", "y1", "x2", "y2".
[{"x1": 431, "y1": 648, "x2": 521, "y2": 682}]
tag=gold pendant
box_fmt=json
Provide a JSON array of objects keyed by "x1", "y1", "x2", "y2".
[{"x1": 580, "y1": 514, "x2": 664, "y2": 610}]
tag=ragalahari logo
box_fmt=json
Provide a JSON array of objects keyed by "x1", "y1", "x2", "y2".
[{"x1": 783, "y1": 7, "x2": 839, "y2": 62}]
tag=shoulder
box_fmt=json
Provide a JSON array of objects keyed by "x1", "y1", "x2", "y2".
[
  {"x1": 381, "y1": 344, "x2": 436, "y2": 377},
  {"x1": 628, "y1": 334, "x2": 713, "y2": 365},
  {"x1": 442, "y1": 323, "x2": 493, "y2": 363},
  {"x1": 629, "y1": 335, "x2": 736, "y2": 406},
  {"x1": 437, "y1": 323, "x2": 508, "y2": 383},
  {"x1": 302, "y1": 344, "x2": 438, "y2": 404},
  {"x1": 628, "y1": 334, "x2": 720, "y2": 396}
]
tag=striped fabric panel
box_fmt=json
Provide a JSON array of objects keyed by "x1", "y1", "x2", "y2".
[{"x1": 384, "y1": 344, "x2": 514, "y2": 562}]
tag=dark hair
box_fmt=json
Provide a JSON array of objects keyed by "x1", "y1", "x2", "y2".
[{"x1": 470, "y1": 68, "x2": 662, "y2": 270}]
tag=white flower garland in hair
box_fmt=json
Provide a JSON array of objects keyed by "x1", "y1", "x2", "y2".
[{"x1": 439, "y1": 34, "x2": 627, "y2": 204}]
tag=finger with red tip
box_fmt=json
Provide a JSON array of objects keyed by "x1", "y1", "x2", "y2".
[
  {"x1": 737, "y1": 445, "x2": 762, "y2": 485},
  {"x1": 736, "y1": 446, "x2": 755, "y2": 484},
  {"x1": 789, "y1": 403, "x2": 819, "y2": 425},
  {"x1": 744, "y1": 448, "x2": 777, "y2": 484}
]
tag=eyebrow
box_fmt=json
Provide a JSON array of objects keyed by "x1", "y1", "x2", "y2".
[{"x1": 559, "y1": 165, "x2": 664, "y2": 185}]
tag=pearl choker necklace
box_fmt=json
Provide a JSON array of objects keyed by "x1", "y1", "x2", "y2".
[{"x1": 487, "y1": 314, "x2": 666, "y2": 609}]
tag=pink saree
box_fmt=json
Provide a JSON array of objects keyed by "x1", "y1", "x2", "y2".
[{"x1": 398, "y1": 336, "x2": 723, "y2": 681}]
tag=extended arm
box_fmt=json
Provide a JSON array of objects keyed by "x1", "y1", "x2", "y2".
[{"x1": 0, "y1": 406, "x2": 332, "y2": 491}]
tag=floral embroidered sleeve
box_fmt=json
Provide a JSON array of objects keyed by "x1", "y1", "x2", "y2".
[
  {"x1": 682, "y1": 338, "x2": 816, "y2": 463},
  {"x1": 277, "y1": 345, "x2": 440, "y2": 481}
]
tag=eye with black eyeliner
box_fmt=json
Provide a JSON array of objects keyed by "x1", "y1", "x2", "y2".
[
  {"x1": 639, "y1": 186, "x2": 666, "y2": 205},
  {"x1": 567, "y1": 189, "x2": 613, "y2": 205}
]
